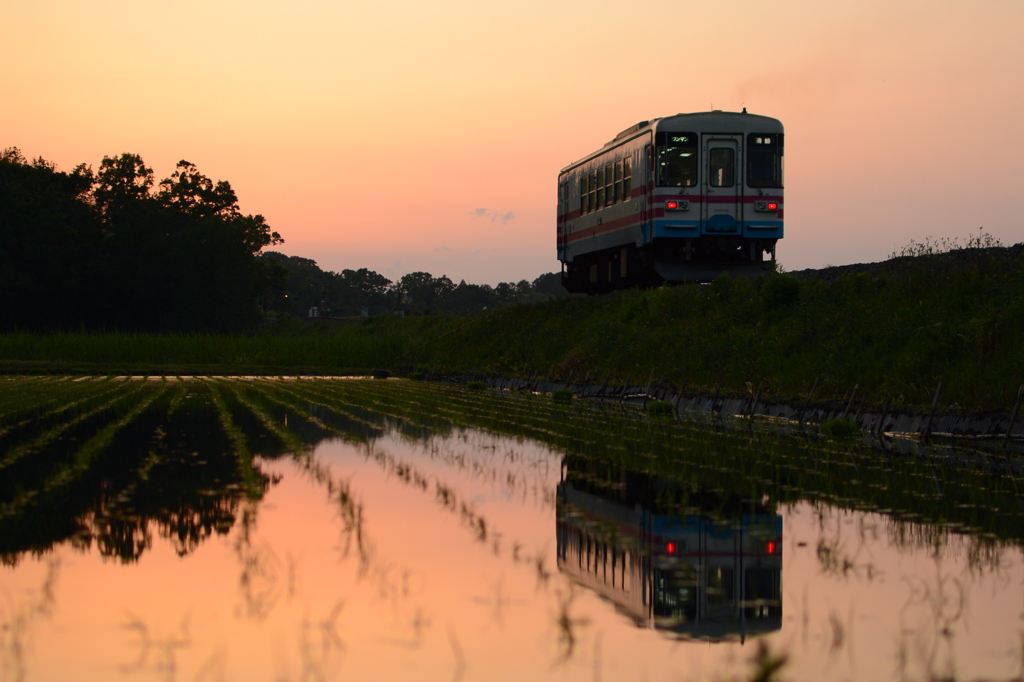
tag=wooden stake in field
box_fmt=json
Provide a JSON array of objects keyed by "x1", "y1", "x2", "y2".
[
  {"x1": 619, "y1": 373, "x2": 632, "y2": 406},
  {"x1": 841, "y1": 384, "x2": 859, "y2": 421},
  {"x1": 748, "y1": 385, "x2": 762, "y2": 432},
  {"x1": 922, "y1": 382, "x2": 942, "y2": 441},
  {"x1": 1003, "y1": 384, "x2": 1024, "y2": 449},
  {"x1": 798, "y1": 377, "x2": 818, "y2": 428},
  {"x1": 877, "y1": 395, "x2": 893, "y2": 436}
]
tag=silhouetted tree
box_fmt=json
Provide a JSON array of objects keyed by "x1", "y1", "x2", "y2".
[
  {"x1": 0, "y1": 149, "x2": 283, "y2": 332},
  {"x1": 397, "y1": 272, "x2": 456, "y2": 314}
]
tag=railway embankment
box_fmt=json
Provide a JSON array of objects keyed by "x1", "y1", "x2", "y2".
[{"x1": 397, "y1": 243, "x2": 1024, "y2": 416}]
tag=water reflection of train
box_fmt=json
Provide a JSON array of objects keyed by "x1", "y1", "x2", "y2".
[{"x1": 556, "y1": 457, "x2": 782, "y2": 641}]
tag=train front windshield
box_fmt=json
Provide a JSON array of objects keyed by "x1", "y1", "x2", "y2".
[
  {"x1": 656, "y1": 132, "x2": 698, "y2": 187},
  {"x1": 746, "y1": 133, "x2": 784, "y2": 188}
]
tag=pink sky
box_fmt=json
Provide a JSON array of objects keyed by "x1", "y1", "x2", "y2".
[{"x1": 3, "y1": 0, "x2": 1021, "y2": 285}]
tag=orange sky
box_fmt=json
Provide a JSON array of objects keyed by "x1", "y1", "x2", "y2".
[{"x1": 3, "y1": 0, "x2": 1021, "y2": 284}]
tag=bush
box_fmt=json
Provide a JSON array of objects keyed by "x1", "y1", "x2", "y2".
[
  {"x1": 467, "y1": 380, "x2": 488, "y2": 391},
  {"x1": 760, "y1": 272, "x2": 801, "y2": 308},
  {"x1": 552, "y1": 388, "x2": 574, "y2": 404},
  {"x1": 647, "y1": 400, "x2": 675, "y2": 418},
  {"x1": 409, "y1": 371, "x2": 425, "y2": 381},
  {"x1": 820, "y1": 418, "x2": 858, "y2": 439}
]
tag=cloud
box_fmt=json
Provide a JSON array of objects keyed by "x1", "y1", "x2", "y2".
[{"x1": 470, "y1": 208, "x2": 516, "y2": 225}]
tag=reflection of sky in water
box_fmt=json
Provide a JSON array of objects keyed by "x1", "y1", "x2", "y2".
[{"x1": 3, "y1": 427, "x2": 1024, "y2": 681}]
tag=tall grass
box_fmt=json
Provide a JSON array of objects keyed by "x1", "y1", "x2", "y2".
[{"x1": 0, "y1": 327, "x2": 409, "y2": 372}]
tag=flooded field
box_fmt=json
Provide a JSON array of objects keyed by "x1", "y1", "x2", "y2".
[{"x1": 2, "y1": 376, "x2": 1024, "y2": 681}]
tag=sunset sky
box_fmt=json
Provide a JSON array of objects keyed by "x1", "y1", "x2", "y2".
[{"x1": 3, "y1": 0, "x2": 1021, "y2": 285}]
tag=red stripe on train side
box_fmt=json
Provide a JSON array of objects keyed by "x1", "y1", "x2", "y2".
[
  {"x1": 564, "y1": 212, "x2": 644, "y2": 243},
  {"x1": 558, "y1": 194, "x2": 783, "y2": 222}
]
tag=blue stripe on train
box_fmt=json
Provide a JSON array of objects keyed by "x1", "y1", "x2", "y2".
[{"x1": 651, "y1": 220, "x2": 783, "y2": 241}]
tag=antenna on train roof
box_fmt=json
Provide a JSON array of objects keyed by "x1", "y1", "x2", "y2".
[{"x1": 742, "y1": 107, "x2": 747, "y2": 114}]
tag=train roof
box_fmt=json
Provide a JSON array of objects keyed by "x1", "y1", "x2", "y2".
[{"x1": 560, "y1": 110, "x2": 783, "y2": 174}]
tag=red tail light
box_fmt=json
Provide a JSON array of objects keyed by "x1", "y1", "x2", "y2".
[
  {"x1": 666, "y1": 542, "x2": 676, "y2": 554},
  {"x1": 766, "y1": 541, "x2": 777, "y2": 554}
]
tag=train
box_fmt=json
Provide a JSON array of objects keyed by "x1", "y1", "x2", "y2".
[
  {"x1": 556, "y1": 457, "x2": 782, "y2": 641},
  {"x1": 557, "y1": 110, "x2": 784, "y2": 293}
]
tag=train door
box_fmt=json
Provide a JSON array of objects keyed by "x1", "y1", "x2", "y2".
[
  {"x1": 702, "y1": 135, "x2": 742, "y2": 237},
  {"x1": 642, "y1": 144, "x2": 653, "y2": 243}
]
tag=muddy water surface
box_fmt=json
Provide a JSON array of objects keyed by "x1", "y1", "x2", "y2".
[{"x1": 2, "y1": 377, "x2": 1023, "y2": 681}]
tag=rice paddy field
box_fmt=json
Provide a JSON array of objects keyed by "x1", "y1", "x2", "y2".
[{"x1": 3, "y1": 375, "x2": 1024, "y2": 681}]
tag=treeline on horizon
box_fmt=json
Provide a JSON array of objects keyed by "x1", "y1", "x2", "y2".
[
  {"x1": 260, "y1": 252, "x2": 567, "y2": 319},
  {"x1": 0, "y1": 149, "x2": 566, "y2": 333}
]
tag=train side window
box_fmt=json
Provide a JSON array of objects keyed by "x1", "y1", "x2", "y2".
[
  {"x1": 581, "y1": 175, "x2": 589, "y2": 214},
  {"x1": 708, "y1": 148, "x2": 735, "y2": 187},
  {"x1": 613, "y1": 161, "x2": 623, "y2": 203},
  {"x1": 746, "y1": 133, "x2": 783, "y2": 188},
  {"x1": 598, "y1": 161, "x2": 606, "y2": 204},
  {"x1": 596, "y1": 168, "x2": 605, "y2": 209},
  {"x1": 589, "y1": 172, "x2": 597, "y2": 212},
  {"x1": 655, "y1": 132, "x2": 698, "y2": 187},
  {"x1": 622, "y1": 157, "x2": 632, "y2": 200}
]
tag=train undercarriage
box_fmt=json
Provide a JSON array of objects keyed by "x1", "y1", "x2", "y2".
[{"x1": 561, "y1": 237, "x2": 777, "y2": 294}]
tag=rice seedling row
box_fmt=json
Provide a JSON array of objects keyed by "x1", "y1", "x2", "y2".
[
  {"x1": 0, "y1": 376, "x2": 119, "y2": 430},
  {"x1": 3, "y1": 376, "x2": 1024, "y2": 562},
  {"x1": 0, "y1": 379, "x2": 154, "y2": 479},
  {"x1": 0, "y1": 381, "x2": 167, "y2": 519}
]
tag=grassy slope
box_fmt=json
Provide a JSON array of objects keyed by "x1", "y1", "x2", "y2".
[
  {"x1": 396, "y1": 247, "x2": 1024, "y2": 410},
  {"x1": 2, "y1": 247, "x2": 1022, "y2": 410}
]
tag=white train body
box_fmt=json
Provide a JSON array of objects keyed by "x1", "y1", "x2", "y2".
[{"x1": 557, "y1": 110, "x2": 784, "y2": 292}]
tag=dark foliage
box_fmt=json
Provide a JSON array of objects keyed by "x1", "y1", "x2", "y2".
[
  {"x1": 0, "y1": 149, "x2": 282, "y2": 332},
  {"x1": 259, "y1": 252, "x2": 569, "y2": 318}
]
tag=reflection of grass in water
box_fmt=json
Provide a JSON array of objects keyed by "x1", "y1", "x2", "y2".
[
  {"x1": 745, "y1": 640, "x2": 788, "y2": 682},
  {"x1": 0, "y1": 558, "x2": 59, "y2": 682},
  {"x1": 119, "y1": 610, "x2": 191, "y2": 681},
  {"x1": 896, "y1": 568, "x2": 969, "y2": 682},
  {"x1": 551, "y1": 584, "x2": 589, "y2": 665}
]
